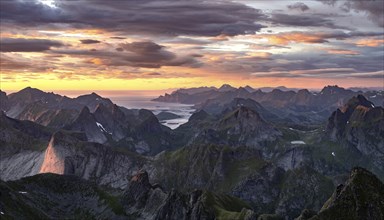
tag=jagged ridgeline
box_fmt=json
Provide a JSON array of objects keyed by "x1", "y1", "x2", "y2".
[{"x1": 0, "y1": 86, "x2": 383, "y2": 219}]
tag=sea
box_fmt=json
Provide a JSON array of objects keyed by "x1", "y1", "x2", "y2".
[{"x1": 110, "y1": 96, "x2": 195, "y2": 129}]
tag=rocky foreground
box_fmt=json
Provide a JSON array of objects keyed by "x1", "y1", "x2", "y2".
[{"x1": 1, "y1": 167, "x2": 383, "y2": 220}]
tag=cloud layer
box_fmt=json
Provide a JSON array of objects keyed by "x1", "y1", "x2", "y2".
[{"x1": 0, "y1": 0, "x2": 383, "y2": 88}]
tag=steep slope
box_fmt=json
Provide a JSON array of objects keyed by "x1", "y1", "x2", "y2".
[
  {"x1": 152, "y1": 144, "x2": 335, "y2": 219},
  {"x1": 0, "y1": 174, "x2": 127, "y2": 219},
  {"x1": 73, "y1": 92, "x2": 114, "y2": 112},
  {"x1": 65, "y1": 106, "x2": 108, "y2": 144},
  {"x1": 175, "y1": 106, "x2": 281, "y2": 148},
  {"x1": 326, "y1": 95, "x2": 384, "y2": 178},
  {"x1": 121, "y1": 170, "x2": 256, "y2": 219},
  {"x1": 0, "y1": 90, "x2": 9, "y2": 111},
  {"x1": 198, "y1": 98, "x2": 279, "y2": 122},
  {"x1": 39, "y1": 131, "x2": 146, "y2": 188},
  {"x1": 0, "y1": 111, "x2": 148, "y2": 188},
  {"x1": 296, "y1": 167, "x2": 384, "y2": 220},
  {"x1": 0, "y1": 111, "x2": 52, "y2": 181},
  {"x1": 0, "y1": 171, "x2": 256, "y2": 220},
  {"x1": 5, "y1": 87, "x2": 116, "y2": 128}
]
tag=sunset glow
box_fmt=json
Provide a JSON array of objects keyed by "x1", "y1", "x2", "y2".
[{"x1": 1, "y1": 0, "x2": 383, "y2": 91}]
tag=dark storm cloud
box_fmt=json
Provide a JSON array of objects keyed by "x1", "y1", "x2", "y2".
[
  {"x1": 119, "y1": 41, "x2": 163, "y2": 54},
  {"x1": 0, "y1": 0, "x2": 265, "y2": 37},
  {"x1": 269, "y1": 13, "x2": 349, "y2": 29},
  {"x1": 319, "y1": 0, "x2": 384, "y2": 27},
  {"x1": 0, "y1": 38, "x2": 64, "y2": 52},
  {"x1": 287, "y1": 2, "x2": 310, "y2": 11},
  {"x1": 55, "y1": 41, "x2": 202, "y2": 68},
  {"x1": 80, "y1": 39, "x2": 101, "y2": 44}
]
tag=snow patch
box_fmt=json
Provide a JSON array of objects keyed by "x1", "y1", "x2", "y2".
[
  {"x1": 289, "y1": 128, "x2": 294, "y2": 130},
  {"x1": 18, "y1": 191, "x2": 28, "y2": 194},
  {"x1": 371, "y1": 104, "x2": 375, "y2": 108},
  {"x1": 0, "y1": 211, "x2": 4, "y2": 215},
  {"x1": 291, "y1": 140, "x2": 306, "y2": 145},
  {"x1": 332, "y1": 152, "x2": 336, "y2": 157},
  {"x1": 370, "y1": 95, "x2": 376, "y2": 98},
  {"x1": 96, "y1": 122, "x2": 112, "y2": 135}
]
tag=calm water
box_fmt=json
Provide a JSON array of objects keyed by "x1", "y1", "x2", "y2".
[{"x1": 110, "y1": 96, "x2": 195, "y2": 129}]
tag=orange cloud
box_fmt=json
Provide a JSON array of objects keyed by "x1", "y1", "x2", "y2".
[
  {"x1": 257, "y1": 32, "x2": 327, "y2": 45},
  {"x1": 326, "y1": 49, "x2": 359, "y2": 55},
  {"x1": 355, "y1": 38, "x2": 384, "y2": 47},
  {"x1": 90, "y1": 58, "x2": 104, "y2": 65}
]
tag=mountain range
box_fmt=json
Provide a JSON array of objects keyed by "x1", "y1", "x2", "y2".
[{"x1": 0, "y1": 85, "x2": 383, "y2": 219}]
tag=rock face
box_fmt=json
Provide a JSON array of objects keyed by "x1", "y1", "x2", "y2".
[
  {"x1": 0, "y1": 90, "x2": 10, "y2": 111},
  {"x1": 296, "y1": 167, "x2": 384, "y2": 220},
  {"x1": 65, "y1": 106, "x2": 108, "y2": 143},
  {"x1": 38, "y1": 131, "x2": 145, "y2": 188},
  {"x1": 0, "y1": 171, "x2": 257, "y2": 220},
  {"x1": 0, "y1": 111, "x2": 146, "y2": 188},
  {"x1": 175, "y1": 106, "x2": 281, "y2": 148},
  {"x1": 326, "y1": 95, "x2": 384, "y2": 177},
  {"x1": 0, "y1": 111, "x2": 51, "y2": 181},
  {"x1": 152, "y1": 144, "x2": 336, "y2": 219},
  {"x1": 0, "y1": 174, "x2": 125, "y2": 219},
  {"x1": 121, "y1": 170, "x2": 256, "y2": 220}
]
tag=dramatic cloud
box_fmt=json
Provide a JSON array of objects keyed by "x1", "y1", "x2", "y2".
[
  {"x1": 55, "y1": 41, "x2": 201, "y2": 68},
  {"x1": 269, "y1": 13, "x2": 348, "y2": 29},
  {"x1": 287, "y1": 2, "x2": 310, "y2": 11},
  {"x1": 119, "y1": 41, "x2": 164, "y2": 54},
  {"x1": 0, "y1": 38, "x2": 64, "y2": 52},
  {"x1": 0, "y1": 0, "x2": 265, "y2": 37},
  {"x1": 0, "y1": 0, "x2": 383, "y2": 89},
  {"x1": 80, "y1": 39, "x2": 101, "y2": 44},
  {"x1": 320, "y1": 0, "x2": 384, "y2": 27},
  {"x1": 0, "y1": 54, "x2": 52, "y2": 72},
  {"x1": 256, "y1": 31, "x2": 384, "y2": 45}
]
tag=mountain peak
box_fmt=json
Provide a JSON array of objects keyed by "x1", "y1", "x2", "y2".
[
  {"x1": 79, "y1": 106, "x2": 91, "y2": 116},
  {"x1": 17, "y1": 87, "x2": 45, "y2": 96},
  {"x1": 189, "y1": 110, "x2": 209, "y2": 122},
  {"x1": 222, "y1": 106, "x2": 264, "y2": 124},
  {"x1": 218, "y1": 84, "x2": 236, "y2": 92},
  {"x1": 342, "y1": 94, "x2": 374, "y2": 113},
  {"x1": 320, "y1": 85, "x2": 348, "y2": 94},
  {"x1": 313, "y1": 167, "x2": 384, "y2": 219},
  {"x1": 77, "y1": 92, "x2": 102, "y2": 99},
  {"x1": 243, "y1": 85, "x2": 255, "y2": 92}
]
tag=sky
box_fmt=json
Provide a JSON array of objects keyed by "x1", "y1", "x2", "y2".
[{"x1": 0, "y1": 0, "x2": 383, "y2": 92}]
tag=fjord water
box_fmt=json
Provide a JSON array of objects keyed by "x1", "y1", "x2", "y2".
[{"x1": 110, "y1": 96, "x2": 194, "y2": 129}]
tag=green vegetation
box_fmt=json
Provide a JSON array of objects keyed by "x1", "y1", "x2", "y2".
[
  {"x1": 96, "y1": 189, "x2": 125, "y2": 215},
  {"x1": 202, "y1": 191, "x2": 253, "y2": 220}
]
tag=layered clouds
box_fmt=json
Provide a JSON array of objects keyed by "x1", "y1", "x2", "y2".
[{"x1": 0, "y1": 0, "x2": 383, "y2": 89}]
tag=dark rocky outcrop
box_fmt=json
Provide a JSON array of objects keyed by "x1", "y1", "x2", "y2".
[
  {"x1": 64, "y1": 106, "x2": 108, "y2": 143},
  {"x1": 326, "y1": 95, "x2": 384, "y2": 178},
  {"x1": 0, "y1": 90, "x2": 10, "y2": 112},
  {"x1": 296, "y1": 167, "x2": 384, "y2": 220}
]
